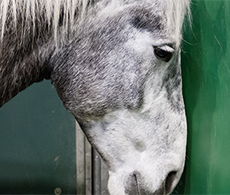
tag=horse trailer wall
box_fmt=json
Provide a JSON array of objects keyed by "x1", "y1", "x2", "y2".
[{"x1": 180, "y1": 0, "x2": 230, "y2": 194}]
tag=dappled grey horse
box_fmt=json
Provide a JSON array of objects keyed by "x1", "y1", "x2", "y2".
[{"x1": 0, "y1": 0, "x2": 190, "y2": 194}]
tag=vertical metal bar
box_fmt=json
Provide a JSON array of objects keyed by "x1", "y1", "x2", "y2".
[
  {"x1": 85, "y1": 136, "x2": 92, "y2": 194},
  {"x1": 101, "y1": 159, "x2": 109, "y2": 195},
  {"x1": 76, "y1": 122, "x2": 85, "y2": 194},
  {"x1": 76, "y1": 121, "x2": 92, "y2": 195},
  {"x1": 76, "y1": 121, "x2": 110, "y2": 195},
  {"x1": 92, "y1": 149, "x2": 109, "y2": 194},
  {"x1": 92, "y1": 148, "x2": 101, "y2": 195}
]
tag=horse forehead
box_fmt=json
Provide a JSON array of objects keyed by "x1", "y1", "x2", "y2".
[{"x1": 95, "y1": 1, "x2": 181, "y2": 43}]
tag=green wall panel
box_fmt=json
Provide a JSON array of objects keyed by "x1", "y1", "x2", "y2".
[
  {"x1": 0, "y1": 80, "x2": 76, "y2": 194},
  {"x1": 181, "y1": 0, "x2": 230, "y2": 194}
]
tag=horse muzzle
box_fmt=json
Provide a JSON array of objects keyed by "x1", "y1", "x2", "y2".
[{"x1": 124, "y1": 170, "x2": 179, "y2": 195}]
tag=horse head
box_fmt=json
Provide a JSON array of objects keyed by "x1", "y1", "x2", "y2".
[{"x1": 51, "y1": 1, "x2": 189, "y2": 194}]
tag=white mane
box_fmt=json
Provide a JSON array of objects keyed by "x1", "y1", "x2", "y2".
[
  {"x1": 162, "y1": 0, "x2": 191, "y2": 43},
  {"x1": 0, "y1": 0, "x2": 189, "y2": 43},
  {"x1": 0, "y1": 0, "x2": 89, "y2": 42}
]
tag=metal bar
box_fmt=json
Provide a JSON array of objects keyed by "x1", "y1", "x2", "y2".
[
  {"x1": 101, "y1": 159, "x2": 109, "y2": 195},
  {"x1": 85, "y1": 136, "x2": 92, "y2": 195},
  {"x1": 76, "y1": 122, "x2": 86, "y2": 195},
  {"x1": 76, "y1": 121, "x2": 109, "y2": 195},
  {"x1": 92, "y1": 149, "x2": 101, "y2": 195}
]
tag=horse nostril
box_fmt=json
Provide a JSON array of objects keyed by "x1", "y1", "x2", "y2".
[
  {"x1": 125, "y1": 171, "x2": 142, "y2": 195},
  {"x1": 126, "y1": 171, "x2": 178, "y2": 195},
  {"x1": 165, "y1": 171, "x2": 177, "y2": 194}
]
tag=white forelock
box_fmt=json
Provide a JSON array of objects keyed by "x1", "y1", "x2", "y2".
[{"x1": 0, "y1": 0, "x2": 190, "y2": 46}]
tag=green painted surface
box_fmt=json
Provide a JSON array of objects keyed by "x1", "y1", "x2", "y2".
[
  {"x1": 0, "y1": 80, "x2": 76, "y2": 194},
  {"x1": 175, "y1": 0, "x2": 230, "y2": 194}
]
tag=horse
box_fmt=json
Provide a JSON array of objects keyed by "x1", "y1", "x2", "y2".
[{"x1": 0, "y1": 0, "x2": 190, "y2": 194}]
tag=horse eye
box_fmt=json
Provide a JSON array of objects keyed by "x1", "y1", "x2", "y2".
[{"x1": 154, "y1": 46, "x2": 174, "y2": 62}]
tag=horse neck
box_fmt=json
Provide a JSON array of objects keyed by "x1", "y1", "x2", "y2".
[{"x1": 0, "y1": 31, "x2": 56, "y2": 107}]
